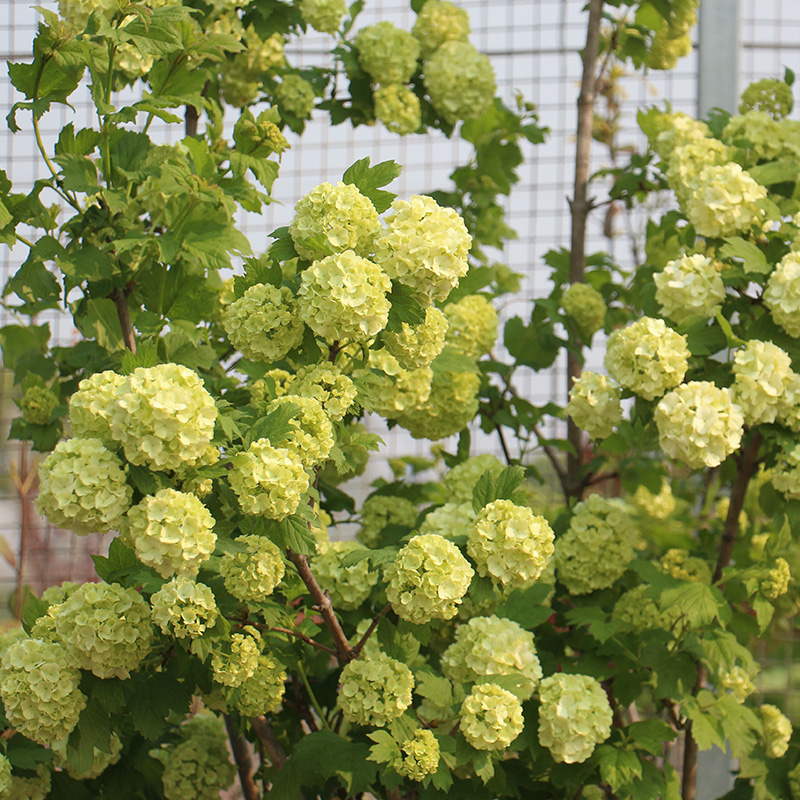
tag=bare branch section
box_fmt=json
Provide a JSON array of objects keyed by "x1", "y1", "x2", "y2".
[
  {"x1": 224, "y1": 714, "x2": 261, "y2": 800},
  {"x1": 110, "y1": 286, "x2": 137, "y2": 354},
  {"x1": 566, "y1": 0, "x2": 605, "y2": 500},
  {"x1": 251, "y1": 716, "x2": 286, "y2": 769}
]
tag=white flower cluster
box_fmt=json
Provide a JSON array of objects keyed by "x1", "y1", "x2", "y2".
[
  {"x1": 53, "y1": 732, "x2": 123, "y2": 780},
  {"x1": 419, "y1": 502, "x2": 476, "y2": 541},
  {"x1": 661, "y1": 548, "x2": 711, "y2": 584},
  {"x1": 356, "y1": 22, "x2": 420, "y2": 85},
  {"x1": 269, "y1": 395, "x2": 334, "y2": 468},
  {"x1": 290, "y1": 363, "x2": 357, "y2": 422},
  {"x1": 460, "y1": 683, "x2": 524, "y2": 751},
  {"x1": 442, "y1": 454, "x2": 505, "y2": 503},
  {"x1": 383, "y1": 306, "x2": 449, "y2": 369},
  {"x1": 396, "y1": 371, "x2": 481, "y2": 440},
  {"x1": 374, "y1": 84, "x2": 421, "y2": 136},
  {"x1": 561, "y1": 283, "x2": 606, "y2": 340},
  {"x1": 444, "y1": 294, "x2": 498, "y2": 358},
  {"x1": 654, "y1": 253, "x2": 726, "y2": 325},
  {"x1": 151, "y1": 577, "x2": 219, "y2": 639},
  {"x1": 357, "y1": 493, "x2": 418, "y2": 547},
  {"x1": 566, "y1": 372, "x2": 622, "y2": 440},
  {"x1": 667, "y1": 138, "x2": 733, "y2": 207},
  {"x1": 313, "y1": 539, "x2": 379, "y2": 610},
  {"x1": 761, "y1": 704, "x2": 792, "y2": 758},
  {"x1": 275, "y1": 75, "x2": 316, "y2": 119},
  {"x1": 732, "y1": 340, "x2": 796, "y2": 426},
  {"x1": 412, "y1": 0, "x2": 470, "y2": 58},
  {"x1": 765, "y1": 251, "x2": 800, "y2": 338},
  {"x1": 299, "y1": 0, "x2": 347, "y2": 33},
  {"x1": 773, "y1": 443, "x2": 800, "y2": 500},
  {"x1": 211, "y1": 631, "x2": 262, "y2": 689},
  {"x1": 359, "y1": 349, "x2": 433, "y2": 419},
  {"x1": 338, "y1": 652, "x2": 414, "y2": 726},
  {"x1": 220, "y1": 535, "x2": 286, "y2": 603},
  {"x1": 235, "y1": 650, "x2": 287, "y2": 717},
  {"x1": 395, "y1": 729, "x2": 440, "y2": 780}
]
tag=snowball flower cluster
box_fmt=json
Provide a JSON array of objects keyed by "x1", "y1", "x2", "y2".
[
  {"x1": 0, "y1": 637, "x2": 86, "y2": 745},
  {"x1": 383, "y1": 306, "x2": 448, "y2": 369},
  {"x1": 374, "y1": 195, "x2": 471, "y2": 303},
  {"x1": 605, "y1": 317, "x2": 689, "y2": 400},
  {"x1": 275, "y1": 74, "x2": 316, "y2": 118},
  {"x1": 298, "y1": 250, "x2": 392, "y2": 342},
  {"x1": 374, "y1": 84, "x2": 422, "y2": 136},
  {"x1": 740, "y1": 78, "x2": 794, "y2": 119},
  {"x1": 424, "y1": 41, "x2": 496, "y2": 124},
  {"x1": 632, "y1": 480, "x2": 676, "y2": 519},
  {"x1": 467, "y1": 499, "x2": 555, "y2": 590},
  {"x1": 269, "y1": 395, "x2": 334, "y2": 468},
  {"x1": 356, "y1": 22, "x2": 420, "y2": 85},
  {"x1": 561, "y1": 283, "x2": 606, "y2": 339},
  {"x1": 0, "y1": 755, "x2": 9, "y2": 797},
  {"x1": 235, "y1": 651, "x2": 287, "y2": 717},
  {"x1": 298, "y1": 0, "x2": 346, "y2": 33},
  {"x1": 385, "y1": 533, "x2": 474, "y2": 624},
  {"x1": 418, "y1": 502, "x2": 476, "y2": 541},
  {"x1": 313, "y1": 540, "x2": 379, "y2": 609},
  {"x1": 19, "y1": 383, "x2": 58, "y2": 425},
  {"x1": 460, "y1": 683, "x2": 525, "y2": 751},
  {"x1": 357, "y1": 494, "x2": 418, "y2": 547},
  {"x1": 654, "y1": 253, "x2": 726, "y2": 325},
  {"x1": 67, "y1": 369, "x2": 126, "y2": 441},
  {"x1": 212, "y1": 631, "x2": 262, "y2": 688},
  {"x1": 412, "y1": 0, "x2": 470, "y2": 57},
  {"x1": 732, "y1": 340, "x2": 795, "y2": 425},
  {"x1": 761, "y1": 704, "x2": 792, "y2": 758},
  {"x1": 6, "y1": 765, "x2": 51, "y2": 800},
  {"x1": 614, "y1": 585, "x2": 679, "y2": 633},
  {"x1": 338, "y1": 652, "x2": 414, "y2": 726},
  {"x1": 396, "y1": 730, "x2": 440, "y2": 781},
  {"x1": 760, "y1": 557, "x2": 791, "y2": 600},
  {"x1": 667, "y1": 138, "x2": 733, "y2": 207},
  {"x1": 291, "y1": 363, "x2": 357, "y2": 421},
  {"x1": 651, "y1": 112, "x2": 710, "y2": 161},
  {"x1": 555, "y1": 495, "x2": 635, "y2": 595},
  {"x1": 150, "y1": 577, "x2": 219, "y2": 639},
  {"x1": 36, "y1": 437, "x2": 132, "y2": 534},
  {"x1": 54, "y1": 581, "x2": 154, "y2": 679},
  {"x1": 219, "y1": 27, "x2": 285, "y2": 107},
  {"x1": 441, "y1": 615, "x2": 542, "y2": 699},
  {"x1": 442, "y1": 454, "x2": 504, "y2": 503},
  {"x1": 127, "y1": 488, "x2": 216, "y2": 578},
  {"x1": 655, "y1": 381, "x2": 744, "y2": 469},
  {"x1": 773, "y1": 443, "x2": 800, "y2": 500},
  {"x1": 537, "y1": 673, "x2": 613, "y2": 763},
  {"x1": 764, "y1": 251, "x2": 800, "y2": 337},
  {"x1": 229, "y1": 439, "x2": 309, "y2": 519},
  {"x1": 661, "y1": 548, "x2": 711, "y2": 583},
  {"x1": 566, "y1": 372, "x2": 622, "y2": 440},
  {"x1": 444, "y1": 294, "x2": 498, "y2": 357},
  {"x1": 723, "y1": 111, "x2": 785, "y2": 164},
  {"x1": 219, "y1": 535, "x2": 285, "y2": 603},
  {"x1": 290, "y1": 182, "x2": 380, "y2": 261},
  {"x1": 53, "y1": 732, "x2": 123, "y2": 780},
  {"x1": 359, "y1": 349, "x2": 433, "y2": 418},
  {"x1": 222, "y1": 283, "x2": 303, "y2": 362},
  {"x1": 686, "y1": 163, "x2": 767, "y2": 239}
]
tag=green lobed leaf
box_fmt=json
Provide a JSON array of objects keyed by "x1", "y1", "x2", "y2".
[
  {"x1": 627, "y1": 719, "x2": 678, "y2": 755},
  {"x1": 718, "y1": 237, "x2": 771, "y2": 275},
  {"x1": 748, "y1": 159, "x2": 800, "y2": 186},
  {"x1": 597, "y1": 745, "x2": 644, "y2": 793},
  {"x1": 342, "y1": 157, "x2": 401, "y2": 213},
  {"x1": 564, "y1": 606, "x2": 619, "y2": 644}
]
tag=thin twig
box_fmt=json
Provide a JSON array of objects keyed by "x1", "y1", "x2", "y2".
[
  {"x1": 224, "y1": 714, "x2": 261, "y2": 800},
  {"x1": 110, "y1": 286, "x2": 137, "y2": 354},
  {"x1": 495, "y1": 424, "x2": 512, "y2": 465},
  {"x1": 532, "y1": 425, "x2": 568, "y2": 497},
  {"x1": 352, "y1": 603, "x2": 392, "y2": 659},
  {"x1": 264, "y1": 626, "x2": 338, "y2": 657}
]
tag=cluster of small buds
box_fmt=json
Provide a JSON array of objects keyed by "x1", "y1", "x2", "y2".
[
  {"x1": 760, "y1": 557, "x2": 791, "y2": 600},
  {"x1": 19, "y1": 383, "x2": 58, "y2": 425},
  {"x1": 555, "y1": 495, "x2": 636, "y2": 595},
  {"x1": 732, "y1": 340, "x2": 796, "y2": 426},
  {"x1": 383, "y1": 306, "x2": 449, "y2": 369},
  {"x1": 605, "y1": 317, "x2": 689, "y2": 401},
  {"x1": 467, "y1": 499, "x2": 555, "y2": 590},
  {"x1": 654, "y1": 253, "x2": 727, "y2": 325},
  {"x1": 150, "y1": 577, "x2": 219, "y2": 639},
  {"x1": 313, "y1": 539, "x2": 379, "y2": 610},
  {"x1": 761, "y1": 704, "x2": 792, "y2": 758},
  {"x1": 561, "y1": 283, "x2": 606, "y2": 340},
  {"x1": 385, "y1": 533, "x2": 474, "y2": 623},
  {"x1": 537, "y1": 673, "x2": 613, "y2": 763},
  {"x1": 441, "y1": 615, "x2": 542, "y2": 699},
  {"x1": 220, "y1": 535, "x2": 286, "y2": 603},
  {"x1": 444, "y1": 294, "x2": 498, "y2": 358},
  {"x1": 764, "y1": 251, "x2": 800, "y2": 338},
  {"x1": 661, "y1": 549, "x2": 712, "y2": 584},
  {"x1": 54, "y1": 581, "x2": 154, "y2": 679},
  {"x1": 338, "y1": 652, "x2": 414, "y2": 726},
  {"x1": 357, "y1": 494, "x2": 418, "y2": 548},
  {"x1": 396, "y1": 729, "x2": 441, "y2": 781},
  {"x1": 275, "y1": 74, "x2": 316, "y2": 119},
  {"x1": 566, "y1": 372, "x2": 622, "y2": 440},
  {"x1": 613, "y1": 585, "x2": 680, "y2": 634},
  {"x1": 127, "y1": 488, "x2": 217, "y2": 578},
  {"x1": 721, "y1": 666, "x2": 756, "y2": 703},
  {"x1": 442, "y1": 454, "x2": 505, "y2": 503},
  {"x1": 459, "y1": 683, "x2": 525, "y2": 751},
  {"x1": 739, "y1": 78, "x2": 794, "y2": 119},
  {"x1": 655, "y1": 382, "x2": 744, "y2": 469}
]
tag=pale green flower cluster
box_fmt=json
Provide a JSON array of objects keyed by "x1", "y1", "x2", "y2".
[
  {"x1": 156, "y1": 715, "x2": 236, "y2": 800},
  {"x1": 58, "y1": 0, "x2": 118, "y2": 28},
  {"x1": 444, "y1": 295, "x2": 498, "y2": 357},
  {"x1": 19, "y1": 384, "x2": 58, "y2": 425},
  {"x1": 298, "y1": 250, "x2": 392, "y2": 342},
  {"x1": 412, "y1": 0, "x2": 470, "y2": 58},
  {"x1": 773, "y1": 443, "x2": 800, "y2": 500},
  {"x1": 761, "y1": 557, "x2": 791, "y2": 600},
  {"x1": 356, "y1": 22, "x2": 420, "y2": 85},
  {"x1": 212, "y1": 631, "x2": 262, "y2": 688},
  {"x1": 723, "y1": 111, "x2": 789, "y2": 163},
  {"x1": 275, "y1": 74, "x2": 316, "y2": 118},
  {"x1": 67, "y1": 369, "x2": 126, "y2": 441},
  {"x1": 235, "y1": 651, "x2": 287, "y2": 717},
  {"x1": 460, "y1": 683, "x2": 524, "y2": 751},
  {"x1": 537, "y1": 673, "x2": 613, "y2": 763},
  {"x1": 220, "y1": 26, "x2": 285, "y2": 106},
  {"x1": 5, "y1": 765, "x2": 51, "y2": 800},
  {"x1": 442, "y1": 454, "x2": 504, "y2": 503},
  {"x1": 632, "y1": 480, "x2": 675, "y2": 519},
  {"x1": 374, "y1": 195, "x2": 471, "y2": 303},
  {"x1": 652, "y1": 112, "x2": 710, "y2": 161},
  {"x1": 269, "y1": 395, "x2": 334, "y2": 468},
  {"x1": 396, "y1": 729, "x2": 440, "y2": 781},
  {"x1": 721, "y1": 666, "x2": 756, "y2": 703},
  {"x1": 230, "y1": 439, "x2": 309, "y2": 519},
  {"x1": 359, "y1": 350, "x2": 433, "y2": 418},
  {"x1": 222, "y1": 283, "x2": 303, "y2": 363},
  {"x1": 732, "y1": 340, "x2": 795, "y2": 425},
  {"x1": 127, "y1": 488, "x2": 216, "y2": 578},
  {"x1": 424, "y1": 41, "x2": 496, "y2": 124},
  {"x1": 555, "y1": 495, "x2": 635, "y2": 595},
  {"x1": 441, "y1": 615, "x2": 542, "y2": 699},
  {"x1": 299, "y1": 0, "x2": 347, "y2": 33},
  {"x1": 654, "y1": 253, "x2": 726, "y2": 325},
  {"x1": 765, "y1": 251, "x2": 800, "y2": 337},
  {"x1": 313, "y1": 540, "x2": 379, "y2": 609},
  {"x1": 151, "y1": 577, "x2": 219, "y2": 639},
  {"x1": 467, "y1": 499, "x2": 555, "y2": 590},
  {"x1": 0, "y1": 637, "x2": 86, "y2": 745},
  {"x1": 374, "y1": 84, "x2": 422, "y2": 136},
  {"x1": 566, "y1": 372, "x2": 622, "y2": 440},
  {"x1": 220, "y1": 535, "x2": 286, "y2": 602},
  {"x1": 655, "y1": 381, "x2": 744, "y2": 469},
  {"x1": 613, "y1": 585, "x2": 679, "y2": 633},
  {"x1": 54, "y1": 581, "x2": 154, "y2": 679},
  {"x1": 53, "y1": 732, "x2": 123, "y2": 780},
  {"x1": 646, "y1": 0, "x2": 696, "y2": 70},
  {"x1": 383, "y1": 306, "x2": 448, "y2": 369},
  {"x1": 661, "y1": 549, "x2": 711, "y2": 583},
  {"x1": 605, "y1": 317, "x2": 689, "y2": 400},
  {"x1": 419, "y1": 502, "x2": 476, "y2": 540},
  {"x1": 761, "y1": 704, "x2": 792, "y2": 758},
  {"x1": 396, "y1": 371, "x2": 481, "y2": 440},
  {"x1": 561, "y1": 283, "x2": 606, "y2": 340},
  {"x1": 291, "y1": 363, "x2": 357, "y2": 421},
  {"x1": 667, "y1": 138, "x2": 733, "y2": 207},
  {"x1": 290, "y1": 182, "x2": 381, "y2": 261},
  {"x1": 385, "y1": 533, "x2": 474, "y2": 623},
  {"x1": 358, "y1": 494, "x2": 418, "y2": 547},
  {"x1": 338, "y1": 652, "x2": 414, "y2": 726},
  {"x1": 686, "y1": 163, "x2": 767, "y2": 239},
  {"x1": 740, "y1": 78, "x2": 794, "y2": 119},
  {"x1": 36, "y1": 437, "x2": 132, "y2": 534},
  {"x1": 0, "y1": 754, "x2": 10, "y2": 798}
]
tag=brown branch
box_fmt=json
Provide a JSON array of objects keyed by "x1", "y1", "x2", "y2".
[
  {"x1": 713, "y1": 430, "x2": 763, "y2": 583},
  {"x1": 110, "y1": 286, "x2": 136, "y2": 354},
  {"x1": 495, "y1": 424, "x2": 512, "y2": 465},
  {"x1": 224, "y1": 714, "x2": 261, "y2": 800},
  {"x1": 251, "y1": 716, "x2": 286, "y2": 769},
  {"x1": 266, "y1": 626, "x2": 338, "y2": 657},
  {"x1": 352, "y1": 603, "x2": 392, "y2": 659},
  {"x1": 285, "y1": 550, "x2": 354, "y2": 663},
  {"x1": 532, "y1": 425, "x2": 569, "y2": 499},
  {"x1": 566, "y1": 0, "x2": 605, "y2": 501},
  {"x1": 682, "y1": 664, "x2": 707, "y2": 800}
]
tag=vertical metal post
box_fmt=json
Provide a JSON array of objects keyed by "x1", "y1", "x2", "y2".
[{"x1": 698, "y1": 0, "x2": 741, "y2": 116}]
